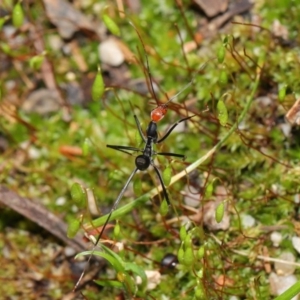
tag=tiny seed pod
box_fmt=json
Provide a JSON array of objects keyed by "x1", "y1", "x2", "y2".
[
  {"x1": 92, "y1": 67, "x2": 105, "y2": 101},
  {"x1": 114, "y1": 221, "x2": 121, "y2": 238},
  {"x1": 67, "y1": 217, "x2": 81, "y2": 238},
  {"x1": 197, "y1": 245, "x2": 205, "y2": 259},
  {"x1": 70, "y1": 182, "x2": 86, "y2": 207},
  {"x1": 160, "y1": 253, "x2": 178, "y2": 270},
  {"x1": 162, "y1": 165, "x2": 172, "y2": 186},
  {"x1": 197, "y1": 268, "x2": 204, "y2": 279},
  {"x1": 179, "y1": 225, "x2": 187, "y2": 241},
  {"x1": 222, "y1": 35, "x2": 229, "y2": 46},
  {"x1": 278, "y1": 84, "x2": 287, "y2": 101},
  {"x1": 0, "y1": 16, "x2": 10, "y2": 30},
  {"x1": 215, "y1": 201, "x2": 225, "y2": 223},
  {"x1": 217, "y1": 45, "x2": 226, "y2": 64},
  {"x1": 219, "y1": 68, "x2": 228, "y2": 86},
  {"x1": 82, "y1": 138, "x2": 90, "y2": 157},
  {"x1": 205, "y1": 182, "x2": 213, "y2": 198},
  {"x1": 102, "y1": 14, "x2": 120, "y2": 36},
  {"x1": 195, "y1": 283, "x2": 205, "y2": 299},
  {"x1": 183, "y1": 246, "x2": 194, "y2": 266},
  {"x1": 1, "y1": 43, "x2": 11, "y2": 55},
  {"x1": 177, "y1": 244, "x2": 185, "y2": 264},
  {"x1": 117, "y1": 271, "x2": 126, "y2": 282},
  {"x1": 12, "y1": 2, "x2": 24, "y2": 29},
  {"x1": 159, "y1": 199, "x2": 169, "y2": 216},
  {"x1": 29, "y1": 55, "x2": 44, "y2": 70},
  {"x1": 217, "y1": 99, "x2": 228, "y2": 126},
  {"x1": 184, "y1": 234, "x2": 192, "y2": 249}
]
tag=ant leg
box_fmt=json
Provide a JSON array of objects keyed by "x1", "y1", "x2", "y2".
[
  {"x1": 156, "y1": 152, "x2": 185, "y2": 159},
  {"x1": 107, "y1": 144, "x2": 142, "y2": 156},
  {"x1": 152, "y1": 164, "x2": 170, "y2": 207},
  {"x1": 157, "y1": 115, "x2": 195, "y2": 143},
  {"x1": 73, "y1": 167, "x2": 138, "y2": 292},
  {"x1": 134, "y1": 115, "x2": 147, "y2": 143}
]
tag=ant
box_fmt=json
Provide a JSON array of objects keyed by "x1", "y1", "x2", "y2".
[{"x1": 73, "y1": 23, "x2": 197, "y2": 292}]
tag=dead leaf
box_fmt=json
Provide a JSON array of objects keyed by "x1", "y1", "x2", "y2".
[
  {"x1": 193, "y1": 0, "x2": 229, "y2": 17},
  {"x1": 43, "y1": 0, "x2": 100, "y2": 39},
  {"x1": 285, "y1": 98, "x2": 300, "y2": 125},
  {"x1": 0, "y1": 185, "x2": 86, "y2": 252}
]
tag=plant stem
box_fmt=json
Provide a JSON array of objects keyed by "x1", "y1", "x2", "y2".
[{"x1": 86, "y1": 60, "x2": 263, "y2": 231}]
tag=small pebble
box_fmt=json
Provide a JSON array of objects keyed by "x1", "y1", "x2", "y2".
[
  {"x1": 269, "y1": 272, "x2": 299, "y2": 299},
  {"x1": 270, "y1": 231, "x2": 282, "y2": 247},
  {"x1": 136, "y1": 270, "x2": 161, "y2": 290},
  {"x1": 292, "y1": 236, "x2": 300, "y2": 254},
  {"x1": 241, "y1": 214, "x2": 255, "y2": 228},
  {"x1": 56, "y1": 197, "x2": 66, "y2": 206},
  {"x1": 64, "y1": 246, "x2": 76, "y2": 257},
  {"x1": 98, "y1": 38, "x2": 124, "y2": 66},
  {"x1": 274, "y1": 252, "x2": 296, "y2": 276},
  {"x1": 183, "y1": 185, "x2": 200, "y2": 208}
]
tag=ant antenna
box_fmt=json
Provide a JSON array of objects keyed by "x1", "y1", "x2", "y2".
[
  {"x1": 129, "y1": 21, "x2": 160, "y2": 104},
  {"x1": 165, "y1": 80, "x2": 194, "y2": 105}
]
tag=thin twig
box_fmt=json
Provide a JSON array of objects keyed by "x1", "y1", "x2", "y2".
[{"x1": 85, "y1": 56, "x2": 263, "y2": 231}]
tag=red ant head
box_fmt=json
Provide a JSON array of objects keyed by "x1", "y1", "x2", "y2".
[{"x1": 151, "y1": 105, "x2": 168, "y2": 122}]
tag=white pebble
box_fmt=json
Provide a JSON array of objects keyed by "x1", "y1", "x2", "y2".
[
  {"x1": 292, "y1": 236, "x2": 300, "y2": 254},
  {"x1": 98, "y1": 38, "x2": 124, "y2": 66},
  {"x1": 269, "y1": 272, "x2": 299, "y2": 299},
  {"x1": 241, "y1": 214, "x2": 255, "y2": 228},
  {"x1": 270, "y1": 231, "x2": 282, "y2": 247},
  {"x1": 183, "y1": 185, "x2": 200, "y2": 208},
  {"x1": 274, "y1": 252, "x2": 296, "y2": 276},
  {"x1": 56, "y1": 197, "x2": 66, "y2": 206}
]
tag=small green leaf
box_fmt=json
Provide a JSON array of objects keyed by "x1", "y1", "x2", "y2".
[
  {"x1": 217, "y1": 45, "x2": 226, "y2": 64},
  {"x1": 183, "y1": 246, "x2": 194, "y2": 266},
  {"x1": 92, "y1": 67, "x2": 105, "y2": 101},
  {"x1": 197, "y1": 268, "x2": 204, "y2": 279},
  {"x1": 278, "y1": 84, "x2": 287, "y2": 101},
  {"x1": 205, "y1": 182, "x2": 214, "y2": 198},
  {"x1": 82, "y1": 138, "x2": 91, "y2": 157},
  {"x1": 1, "y1": 42, "x2": 11, "y2": 55},
  {"x1": 222, "y1": 35, "x2": 229, "y2": 46},
  {"x1": 94, "y1": 279, "x2": 123, "y2": 288},
  {"x1": 215, "y1": 201, "x2": 225, "y2": 223},
  {"x1": 163, "y1": 165, "x2": 172, "y2": 186},
  {"x1": 102, "y1": 14, "x2": 120, "y2": 36},
  {"x1": 184, "y1": 234, "x2": 192, "y2": 249},
  {"x1": 179, "y1": 225, "x2": 187, "y2": 241},
  {"x1": 70, "y1": 182, "x2": 87, "y2": 207},
  {"x1": 67, "y1": 217, "x2": 81, "y2": 238},
  {"x1": 159, "y1": 199, "x2": 169, "y2": 216},
  {"x1": 197, "y1": 245, "x2": 205, "y2": 259},
  {"x1": 76, "y1": 249, "x2": 124, "y2": 272},
  {"x1": 219, "y1": 68, "x2": 228, "y2": 86},
  {"x1": 195, "y1": 282, "x2": 205, "y2": 299},
  {"x1": 0, "y1": 16, "x2": 10, "y2": 30},
  {"x1": 114, "y1": 221, "x2": 120, "y2": 238},
  {"x1": 177, "y1": 244, "x2": 185, "y2": 264},
  {"x1": 12, "y1": 2, "x2": 24, "y2": 28},
  {"x1": 217, "y1": 99, "x2": 228, "y2": 126},
  {"x1": 29, "y1": 55, "x2": 44, "y2": 70}
]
